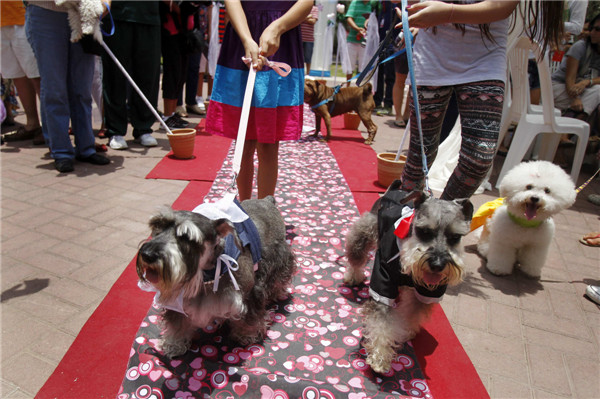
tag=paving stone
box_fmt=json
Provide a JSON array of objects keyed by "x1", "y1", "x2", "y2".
[
  {"x1": 490, "y1": 374, "x2": 532, "y2": 399},
  {"x1": 527, "y1": 343, "x2": 571, "y2": 397},
  {"x1": 564, "y1": 353, "x2": 600, "y2": 399}
]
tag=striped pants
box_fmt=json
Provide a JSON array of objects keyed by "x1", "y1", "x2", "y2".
[{"x1": 400, "y1": 81, "x2": 505, "y2": 200}]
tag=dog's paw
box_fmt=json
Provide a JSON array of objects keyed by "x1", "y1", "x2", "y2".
[
  {"x1": 159, "y1": 338, "x2": 190, "y2": 358},
  {"x1": 518, "y1": 264, "x2": 542, "y2": 279},
  {"x1": 485, "y1": 263, "x2": 513, "y2": 276},
  {"x1": 343, "y1": 268, "x2": 366, "y2": 286},
  {"x1": 366, "y1": 351, "x2": 393, "y2": 374}
]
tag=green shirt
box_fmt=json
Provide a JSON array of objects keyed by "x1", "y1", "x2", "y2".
[{"x1": 345, "y1": 0, "x2": 373, "y2": 44}]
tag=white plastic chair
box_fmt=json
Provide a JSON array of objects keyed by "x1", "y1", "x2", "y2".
[
  {"x1": 496, "y1": 37, "x2": 589, "y2": 187},
  {"x1": 497, "y1": 38, "x2": 560, "y2": 153}
]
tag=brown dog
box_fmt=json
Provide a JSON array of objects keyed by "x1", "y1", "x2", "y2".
[{"x1": 304, "y1": 80, "x2": 378, "y2": 144}]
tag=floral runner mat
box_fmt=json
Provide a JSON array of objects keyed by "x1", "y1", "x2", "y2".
[{"x1": 118, "y1": 122, "x2": 431, "y2": 398}]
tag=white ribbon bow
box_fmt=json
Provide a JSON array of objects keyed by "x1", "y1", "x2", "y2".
[
  {"x1": 213, "y1": 254, "x2": 240, "y2": 292},
  {"x1": 192, "y1": 192, "x2": 249, "y2": 223}
]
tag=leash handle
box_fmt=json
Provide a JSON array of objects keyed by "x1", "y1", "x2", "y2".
[
  {"x1": 400, "y1": 0, "x2": 430, "y2": 194},
  {"x1": 231, "y1": 65, "x2": 256, "y2": 182},
  {"x1": 231, "y1": 55, "x2": 292, "y2": 190}
]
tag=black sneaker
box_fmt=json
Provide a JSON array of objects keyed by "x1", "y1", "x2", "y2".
[
  {"x1": 76, "y1": 153, "x2": 110, "y2": 165},
  {"x1": 55, "y1": 158, "x2": 74, "y2": 173},
  {"x1": 165, "y1": 114, "x2": 190, "y2": 129}
]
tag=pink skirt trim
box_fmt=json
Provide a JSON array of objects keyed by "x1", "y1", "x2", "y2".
[{"x1": 205, "y1": 101, "x2": 302, "y2": 143}]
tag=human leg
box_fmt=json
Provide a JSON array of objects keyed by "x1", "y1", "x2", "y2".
[
  {"x1": 102, "y1": 21, "x2": 134, "y2": 138},
  {"x1": 130, "y1": 23, "x2": 161, "y2": 135},
  {"x1": 12, "y1": 76, "x2": 40, "y2": 131},
  {"x1": 393, "y1": 53, "x2": 409, "y2": 125},
  {"x1": 400, "y1": 85, "x2": 453, "y2": 192},
  {"x1": 26, "y1": 5, "x2": 74, "y2": 160},
  {"x1": 256, "y1": 142, "x2": 279, "y2": 199},
  {"x1": 1, "y1": 24, "x2": 41, "y2": 133},
  {"x1": 441, "y1": 81, "x2": 504, "y2": 200},
  {"x1": 237, "y1": 140, "x2": 257, "y2": 201},
  {"x1": 67, "y1": 34, "x2": 99, "y2": 158}
]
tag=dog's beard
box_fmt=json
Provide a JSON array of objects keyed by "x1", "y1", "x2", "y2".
[
  {"x1": 401, "y1": 242, "x2": 464, "y2": 289},
  {"x1": 139, "y1": 242, "x2": 187, "y2": 302}
]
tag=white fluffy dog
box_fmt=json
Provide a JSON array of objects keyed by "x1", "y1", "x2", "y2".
[{"x1": 477, "y1": 161, "x2": 576, "y2": 277}]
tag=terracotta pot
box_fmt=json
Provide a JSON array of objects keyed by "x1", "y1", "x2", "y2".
[
  {"x1": 376, "y1": 152, "x2": 406, "y2": 188},
  {"x1": 343, "y1": 112, "x2": 361, "y2": 130},
  {"x1": 167, "y1": 128, "x2": 196, "y2": 159}
]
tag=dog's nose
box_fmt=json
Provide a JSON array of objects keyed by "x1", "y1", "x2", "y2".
[
  {"x1": 428, "y1": 253, "x2": 448, "y2": 273},
  {"x1": 530, "y1": 196, "x2": 539, "y2": 203}
]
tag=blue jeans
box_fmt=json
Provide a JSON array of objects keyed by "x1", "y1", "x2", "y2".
[{"x1": 26, "y1": 5, "x2": 96, "y2": 160}]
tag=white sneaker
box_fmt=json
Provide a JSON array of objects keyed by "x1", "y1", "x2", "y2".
[
  {"x1": 109, "y1": 135, "x2": 128, "y2": 150},
  {"x1": 195, "y1": 96, "x2": 204, "y2": 105},
  {"x1": 135, "y1": 133, "x2": 158, "y2": 147},
  {"x1": 586, "y1": 285, "x2": 600, "y2": 305}
]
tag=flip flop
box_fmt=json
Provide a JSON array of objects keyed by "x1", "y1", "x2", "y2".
[
  {"x1": 393, "y1": 120, "x2": 406, "y2": 128},
  {"x1": 579, "y1": 233, "x2": 600, "y2": 247}
]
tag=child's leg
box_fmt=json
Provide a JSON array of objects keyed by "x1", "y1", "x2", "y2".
[
  {"x1": 237, "y1": 140, "x2": 257, "y2": 201},
  {"x1": 442, "y1": 80, "x2": 504, "y2": 200},
  {"x1": 400, "y1": 85, "x2": 453, "y2": 192},
  {"x1": 256, "y1": 142, "x2": 279, "y2": 199}
]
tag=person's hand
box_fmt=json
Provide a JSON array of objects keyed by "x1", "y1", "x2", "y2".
[
  {"x1": 242, "y1": 38, "x2": 265, "y2": 70},
  {"x1": 569, "y1": 97, "x2": 584, "y2": 113},
  {"x1": 101, "y1": 0, "x2": 111, "y2": 18},
  {"x1": 259, "y1": 22, "x2": 282, "y2": 60},
  {"x1": 567, "y1": 80, "x2": 588, "y2": 97},
  {"x1": 395, "y1": 1, "x2": 453, "y2": 29}
]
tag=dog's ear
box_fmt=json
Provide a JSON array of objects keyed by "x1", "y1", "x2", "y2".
[
  {"x1": 148, "y1": 208, "x2": 176, "y2": 234},
  {"x1": 453, "y1": 198, "x2": 474, "y2": 222},
  {"x1": 176, "y1": 220, "x2": 204, "y2": 243},
  {"x1": 214, "y1": 219, "x2": 234, "y2": 238},
  {"x1": 408, "y1": 191, "x2": 428, "y2": 208}
]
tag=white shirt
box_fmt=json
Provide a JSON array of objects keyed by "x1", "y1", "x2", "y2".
[{"x1": 413, "y1": 17, "x2": 510, "y2": 86}]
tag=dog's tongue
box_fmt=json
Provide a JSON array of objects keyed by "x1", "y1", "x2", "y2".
[
  {"x1": 525, "y1": 202, "x2": 538, "y2": 220},
  {"x1": 423, "y1": 271, "x2": 443, "y2": 286}
]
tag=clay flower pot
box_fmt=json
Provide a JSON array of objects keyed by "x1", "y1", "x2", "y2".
[
  {"x1": 167, "y1": 128, "x2": 196, "y2": 159},
  {"x1": 376, "y1": 152, "x2": 406, "y2": 188},
  {"x1": 343, "y1": 111, "x2": 361, "y2": 130}
]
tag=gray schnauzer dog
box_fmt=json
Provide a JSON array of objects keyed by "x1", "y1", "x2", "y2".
[
  {"x1": 137, "y1": 196, "x2": 296, "y2": 358},
  {"x1": 344, "y1": 183, "x2": 473, "y2": 373}
]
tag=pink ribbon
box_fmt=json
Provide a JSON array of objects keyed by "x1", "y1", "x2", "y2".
[{"x1": 241, "y1": 56, "x2": 291, "y2": 77}]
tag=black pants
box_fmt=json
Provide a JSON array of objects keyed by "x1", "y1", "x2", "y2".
[{"x1": 102, "y1": 21, "x2": 161, "y2": 137}]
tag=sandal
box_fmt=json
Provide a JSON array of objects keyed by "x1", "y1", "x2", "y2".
[
  {"x1": 3, "y1": 125, "x2": 40, "y2": 142},
  {"x1": 95, "y1": 142, "x2": 108, "y2": 152},
  {"x1": 579, "y1": 232, "x2": 600, "y2": 247},
  {"x1": 393, "y1": 119, "x2": 407, "y2": 128}
]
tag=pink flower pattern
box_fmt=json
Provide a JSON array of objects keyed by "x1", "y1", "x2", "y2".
[{"x1": 118, "y1": 110, "x2": 432, "y2": 398}]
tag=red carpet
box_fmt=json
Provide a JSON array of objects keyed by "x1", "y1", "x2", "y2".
[
  {"x1": 146, "y1": 119, "x2": 232, "y2": 181},
  {"x1": 36, "y1": 115, "x2": 487, "y2": 399}
]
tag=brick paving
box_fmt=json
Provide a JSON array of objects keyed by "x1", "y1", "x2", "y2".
[{"x1": 1, "y1": 93, "x2": 599, "y2": 398}]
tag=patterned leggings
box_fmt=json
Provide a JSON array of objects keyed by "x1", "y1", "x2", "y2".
[{"x1": 400, "y1": 81, "x2": 505, "y2": 200}]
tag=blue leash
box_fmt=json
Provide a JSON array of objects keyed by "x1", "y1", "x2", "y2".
[{"x1": 100, "y1": 2, "x2": 115, "y2": 37}]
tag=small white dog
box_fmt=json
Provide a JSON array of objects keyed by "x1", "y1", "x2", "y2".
[{"x1": 477, "y1": 161, "x2": 576, "y2": 277}]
